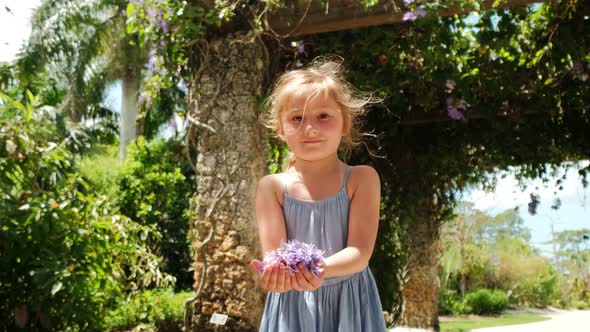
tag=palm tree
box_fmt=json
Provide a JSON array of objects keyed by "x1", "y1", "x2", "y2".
[{"x1": 17, "y1": 0, "x2": 146, "y2": 161}]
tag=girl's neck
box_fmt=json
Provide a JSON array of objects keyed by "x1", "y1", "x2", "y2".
[{"x1": 290, "y1": 154, "x2": 343, "y2": 178}]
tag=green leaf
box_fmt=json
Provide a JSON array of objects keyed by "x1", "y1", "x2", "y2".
[
  {"x1": 0, "y1": 92, "x2": 27, "y2": 112},
  {"x1": 25, "y1": 90, "x2": 36, "y2": 106},
  {"x1": 51, "y1": 281, "x2": 63, "y2": 296}
]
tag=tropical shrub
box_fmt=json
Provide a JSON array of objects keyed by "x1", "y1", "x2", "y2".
[
  {"x1": 464, "y1": 288, "x2": 509, "y2": 315},
  {"x1": 116, "y1": 137, "x2": 194, "y2": 289},
  {"x1": 494, "y1": 253, "x2": 559, "y2": 307},
  {"x1": 0, "y1": 94, "x2": 172, "y2": 330},
  {"x1": 439, "y1": 291, "x2": 472, "y2": 316},
  {"x1": 508, "y1": 264, "x2": 560, "y2": 308},
  {"x1": 104, "y1": 288, "x2": 193, "y2": 332}
]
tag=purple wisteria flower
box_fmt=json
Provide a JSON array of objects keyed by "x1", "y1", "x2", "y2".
[
  {"x1": 445, "y1": 79, "x2": 456, "y2": 91},
  {"x1": 138, "y1": 91, "x2": 152, "y2": 105},
  {"x1": 403, "y1": 6, "x2": 427, "y2": 22},
  {"x1": 415, "y1": 7, "x2": 427, "y2": 17},
  {"x1": 447, "y1": 97, "x2": 465, "y2": 120},
  {"x1": 403, "y1": 11, "x2": 418, "y2": 21},
  {"x1": 132, "y1": 0, "x2": 170, "y2": 33},
  {"x1": 147, "y1": 7, "x2": 158, "y2": 22},
  {"x1": 403, "y1": 0, "x2": 414, "y2": 4},
  {"x1": 146, "y1": 49, "x2": 157, "y2": 73},
  {"x1": 255, "y1": 240, "x2": 325, "y2": 276},
  {"x1": 295, "y1": 41, "x2": 305, "y2": 54},
  {"x1": 145, "y1": 49, "x2": 167, "y2": 76}
]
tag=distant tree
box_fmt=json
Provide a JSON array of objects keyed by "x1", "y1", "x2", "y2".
[
  {"x1": 553, "y1": 229, "x2": 590, "y2": 277},
  {"x1": 475, "y1": 208, "x2": 532, "y2": 244},
  {"x1": 441, "y1": 202, "x2": 489, "y2": 296},
  {"x1": 441, "y1": 202, "x2": 563, "y2": 307},
  {"x1": 18, "y1": 0, "x2": 149, "y2": 161}
]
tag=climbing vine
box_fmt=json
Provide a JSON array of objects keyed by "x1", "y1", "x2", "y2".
[
  {"x1": 126, "y1": 0, "x2": 590, "y2": 321},
  {"x1": 307, "y1": 0, "x2": 589, "y2": 314}
]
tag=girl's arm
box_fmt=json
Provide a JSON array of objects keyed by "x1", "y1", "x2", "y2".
[
  {"x1": 250, "y1": 175, "x2": 298, "y2": 292},
  {"x1": 323, "y1": 166, "x2": 381, "y2": 278},
  {"x1": 254, "y1": 175, "x2": 287, "y2": 254}
]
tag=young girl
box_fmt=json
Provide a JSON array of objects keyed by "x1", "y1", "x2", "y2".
[{"x1": 250, "y1": 59, "x2": 386, "y2": 331}]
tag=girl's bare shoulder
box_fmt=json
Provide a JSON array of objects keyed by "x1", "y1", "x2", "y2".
[
  {"x1": 347, "y1": 165, "x2": 380, "y2": 198},
  {"x1": 257, "y1": 173, "x2": 287, "y2": 205}
]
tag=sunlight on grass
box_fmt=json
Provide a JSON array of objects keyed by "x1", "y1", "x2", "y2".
[{"x1": 440, "y1": 313, "x2": 550, "y2": 332}]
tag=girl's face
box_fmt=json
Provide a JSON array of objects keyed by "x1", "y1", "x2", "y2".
[{"x1": 279, "y1": 93, "x2": 349, "y2": 162}]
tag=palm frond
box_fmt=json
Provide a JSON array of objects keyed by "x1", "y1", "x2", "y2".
[{"x1": 17, "y1": 0, "x2": 137, "y2": 122}]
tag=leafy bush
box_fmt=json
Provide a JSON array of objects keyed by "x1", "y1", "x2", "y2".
[
  {"x1": 465, "y1": 289, "x2": 509, "y2": 315},
  {"x1": 557, "y1": 273, "x2": 590, "y2": 309},
  {"x1": 506, "y1": 262, "x2": 559, "y2": 308},
  {"x1": 439, "y1": 291, "x2": 472, "y2": 316},
  {"x1": 572, "y1": 300, "x2": 590, "y2": 310},
  {"x1": 0, "y1": 94, "x2": 172, "y2": 330},
  {"x1": 104, "y1": 288, "x2": 192, "y2": 331},
  {"x1": 116, "y1": 137, "x2": 194, "y2": 289}
]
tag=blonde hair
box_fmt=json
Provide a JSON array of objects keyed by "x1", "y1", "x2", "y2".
[{"x1": 264, "y1": 57, "x2": 376, "y2": 166}]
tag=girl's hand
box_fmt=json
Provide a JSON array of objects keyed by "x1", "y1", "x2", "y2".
[
  {"x1": 292, "y1": 261, "x2": 325, "y2": 292},
  {"x1": 250, "y1": 260, "x2": 294, "y2": 293}
]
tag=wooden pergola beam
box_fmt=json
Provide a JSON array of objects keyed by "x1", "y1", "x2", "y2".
[{"x1": 268, "y1": 0, "x2": 544, "y2": 36}]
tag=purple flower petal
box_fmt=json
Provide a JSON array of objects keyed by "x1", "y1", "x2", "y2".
[
  {"x1": 448, "y1": 107, "x2": 464, "y2": 120},
  {"x1": 415, "y1": 7, "x2": 427, "y2": 17},
  {"x1": 295, "y1": 41, "x2": 305, "y2": 54},
  {"x1": 402, "y1": 11, "x2": 418, "y2": 21},
  {"x1": 147, "y1": 7, "x2": 158, "y2": 23},
  {"x1": 138, "y1": 91, "x2": 152, "y2": 105},
  {"x1": 446, "y1": 97, "x2": 454, "y2": 107},
  {"x1": 261, "y1": 240, "x2": 325, "y2": 276},
  {"x1": 403, "y1": 0, "x2": 414, "y2": 4}
]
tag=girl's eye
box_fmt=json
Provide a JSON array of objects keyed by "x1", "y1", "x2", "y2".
[
  {"x1": 292, "y1": 116, "x2": 303, "y2": 122},
  {"x1": 319, "y1": 113, "x2": 330, "y2": 119}
]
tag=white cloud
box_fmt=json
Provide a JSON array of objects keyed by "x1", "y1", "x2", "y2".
[{"x1": 0, "y1": 0, "x2": 42, "y2": 63}]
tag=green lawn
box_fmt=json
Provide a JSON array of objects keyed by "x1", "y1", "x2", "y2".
[{"x1": 440, "y1": 313, "x2": 551, "y2": 332}]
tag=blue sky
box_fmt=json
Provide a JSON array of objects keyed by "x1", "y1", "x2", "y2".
[{"x1": 3, "y1": 0, "x2": 588, "y2": 257}]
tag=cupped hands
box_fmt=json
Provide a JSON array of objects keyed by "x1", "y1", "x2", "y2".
[{"x1": 249, "y1": 259, "x2": 325, "y2": 293}]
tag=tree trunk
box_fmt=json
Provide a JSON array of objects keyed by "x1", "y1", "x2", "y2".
[
  {"x1": 400, "y1": 199, "x2": 440, "y2": 331},
  {"x1": 189, "y1": 32, "x2": 267, "y2": 331},
  {"x1": 119, "y1": 71, "x2": 140, "y2": 162}
]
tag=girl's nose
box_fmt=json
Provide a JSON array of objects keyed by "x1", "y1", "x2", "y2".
[{"x1": 304, "y1": 122, "x2": 319, "y2": 135}]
